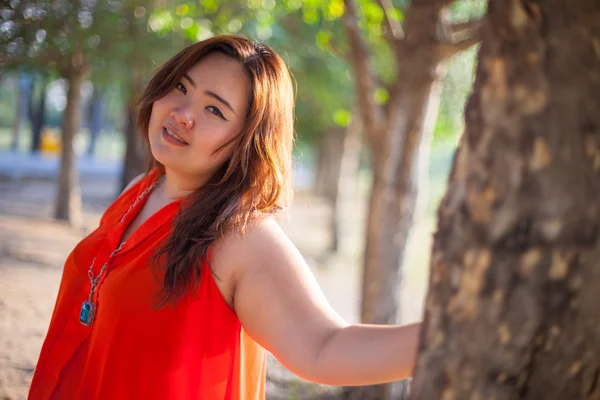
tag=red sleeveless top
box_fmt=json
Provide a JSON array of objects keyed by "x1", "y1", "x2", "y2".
[{"x1": 29, "y1": 169, "x2": 266, "y2": 399}]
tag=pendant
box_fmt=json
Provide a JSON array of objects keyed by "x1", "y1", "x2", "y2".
[{"x1": 80, "y1": 300, "x2": 96, "y2": 326}]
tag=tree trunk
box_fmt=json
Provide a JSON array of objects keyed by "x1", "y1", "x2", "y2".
[
  {"x1": 314, "y1": 134, "x2": 330, "y2": 197},
  {"x1": 346, "y1": 1, "x2": 452, "y2": 398},
  {"x1": 336, "y1": 112, "x2": 362, "y2": 253},
  {"x1": 119, "y1": 69, "x2": 147, "y2": 192},
  {"x1": 12, "y1": 73, "x2": 30, "y2": 151},
  {"x1": 29, "y1": 73, "x2": 48, "y2": 153},
  {"x1": 119, "y1": 12, "x2": 147, "y2": 193},
  {"x1": 317, "y1": 128, "x2": 346, "y2": 252},
  {"x1": 354, "y1": 69, "x2": 443, "y2": 400},
  {"x1": 412, "y1": 1, "x2": 600, "y2": 398},
  {"x1": 87, "y1": 87, "x2": 104, "y2": 157},
  {"x1": 55, "y1": 65, "x2": 85, "y2": 226},
  {"x1": 313, "y1": 122, "x2": 360, "y2": 253},
  {"x1": 12, "y1": 76, "x2": 24, "y2": 151}
]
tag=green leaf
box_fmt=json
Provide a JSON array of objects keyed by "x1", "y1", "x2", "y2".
[
  {"x1": 200, "y1": 0, "x2": 219, "y2": 14},
  {"x1": 247, "y1": 0, "x2": 262, "y2": 10},
  {"x1": 194, "y1": 19, "x2": 214, "y2": 41},
  {"x1": 374, "y1": 87, "x2": 389, "y2": 104},
  {"x1": 263, "y1": 0, "x2": 277, "y2": 10},
  {"x1": 227, "y1": 18, "x2": 244, "y2": 33},
  {"x1": 333, "y1": 109, "x2": 352, "y2": 127},
  {"x1": 284, "y1": 0, "x2": 303, "y2": 12},
  {"x1": 390, "y1": 7, "x2": 404, "y2": 22},
  {"x1": 149, "y1": 10, "x2": 174, "y2": 33},
  {"x1": 176, "y1": 4, "x2": 190, "y2": 16},
  {"x1": 325, "y1": 0, "x2": 345, "y2": 21},
  {"x1": 364, "y1": 2, "x2": 384, "y2": 24},
  {"x1": 315, "y1": 30, "x2": 332, "y2": 50},
  {"x1": 302, "y1": 7, "x2": 320, "y2": 25},
  {"x1": 180, "y1": 17, "x2": 194, "y2": 30},
  {"x1": 182, "y1": 20, "x2": 200, "y2": 40},
  {"x1": 257, "y1": 10, "x2": 274, "y2": 25}
]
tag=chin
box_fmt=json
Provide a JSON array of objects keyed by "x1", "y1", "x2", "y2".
[{"x1": 149, "y1": 135, "x2": 181, "y2": 170}]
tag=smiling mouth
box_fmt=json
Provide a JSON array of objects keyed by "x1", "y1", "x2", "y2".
[{"x1": 163, "y1": 127, "x2": 189, "y2": 145}]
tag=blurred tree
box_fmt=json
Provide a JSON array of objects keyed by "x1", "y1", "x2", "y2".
[
  {"x1": 11, "y1": 72, "x2": 31, "y2": 151},
  {"x1": 115, "y1": 0, "x2": 274, "y2": 192},
  {"x1": 325, "y1": 110, "x2": 362, "y2": 252},
  {"x1": 160, "y1": 1, "x2": 359, "y2": 252},
  {"x1": 433, "y1": 0, "x2": 484, "y2": 143},
  {"x1": 86, "y1": 85, "x2": 104, "y2": 156},
  {"x1": 117, "y1": 2, "x2": 166, "y2": 192},
  {"x1": 266, "y1": 6, "x2": 358, "y2": 253},
  {"x1": 342, "y1": 0, "x2": 481, "y2": 398},
  {"x1": 28, "y1": 72, "x2": 48, "y2": 153},
  {"x1": 412, "y1": 0, "x2": 600, "y2": 398},
  {"x1": 0, "y1": 0, "x2": 187, "y2": 221},
  {"x1": 2, "y1": 1, "x2": 122, "y2": 224},
  {"x1": 315, "y1": 125, "x2": 346, "y2": 249},
  {"x1": 64, "y1": 1, "x2": 185, "y2": 192},
  {"x1": 55, "y1": 52, "x2": 87, "y2": 225}
]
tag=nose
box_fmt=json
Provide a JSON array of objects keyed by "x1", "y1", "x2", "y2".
[{"x1": 170, "y1": 107, "x2": 194, "y2": 130}]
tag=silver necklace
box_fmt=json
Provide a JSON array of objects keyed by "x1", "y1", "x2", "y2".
[{"x1": 80, "y1": 176, "x2": 163, "y2": 327}]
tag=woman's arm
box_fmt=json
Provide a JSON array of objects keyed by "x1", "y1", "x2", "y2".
[
  {"x1": 220, "y1": 218, "x2": 420, "y2": 386},
  {"x1": 311, "y1": 322, "x2": 420, "y2": 385}
]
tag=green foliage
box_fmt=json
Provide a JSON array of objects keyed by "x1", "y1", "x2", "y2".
[
  {"x1": 0, "y1": 0, "x2": 482, "y2": 155},
  {"x1": 433, "y1": 45, "x2": 478, "y2": 144},
  {"x1": 374, "y1": 87, "x2": 389, "y2": 105},
  {"x1": 0, "y1": 79, "x2": 17, "y2": 128},
  {"x1": 333, "y1": 109, "x2": 352, "y2": 127},
  {"x1": 433, "y1": 0, "x2": 486, "y2": 144},
  {"x1": 158, "y1": 0, "x2": 357, "y2": 145}
]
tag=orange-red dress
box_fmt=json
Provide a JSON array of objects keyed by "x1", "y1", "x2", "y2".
[{"x1": 29, "y1": 168, "x2": 266, "y2": 400}]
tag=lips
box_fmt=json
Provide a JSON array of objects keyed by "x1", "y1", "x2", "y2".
[{"x1": 162, "y1": 126, "x2": 189, "y2": 145}]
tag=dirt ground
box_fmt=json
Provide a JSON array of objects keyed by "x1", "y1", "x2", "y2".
[{"x1": 0, "y1": 176, "x2": 430, "y2": 400}]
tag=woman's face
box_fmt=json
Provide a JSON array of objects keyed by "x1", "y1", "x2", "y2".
[{"x1": 148, "y1": 52, "x2": 251, "y2": 184}]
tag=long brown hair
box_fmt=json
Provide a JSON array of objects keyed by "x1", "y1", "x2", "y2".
[{"x1": 137, "y1": 35, "x2": 295, "y2": 305}]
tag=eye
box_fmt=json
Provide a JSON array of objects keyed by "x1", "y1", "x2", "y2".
[
  {"x1": 206, "y1": 105, "x2": 227, "y2": 120},
  {"x1": 175, "y1": 82, "x2": 187, "y2": 94}
]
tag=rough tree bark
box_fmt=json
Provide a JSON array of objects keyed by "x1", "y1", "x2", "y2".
[
  {"x1": 412, "y1": 0, "x2": 600, "y2": 398},
  {"x1": 343, "y1": 0, "x2": 480, "y2": 398},
  {"x1": 55, "y1": 52, "x2": 87, "y2": 226}
]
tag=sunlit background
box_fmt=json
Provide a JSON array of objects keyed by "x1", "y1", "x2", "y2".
[{"x1": 0, "y1": 0, "x2": 484, "y2": 398}]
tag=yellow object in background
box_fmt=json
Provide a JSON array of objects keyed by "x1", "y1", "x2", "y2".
[{"x1": 40, "y1": 128, "x2": 61, "y2": 154}]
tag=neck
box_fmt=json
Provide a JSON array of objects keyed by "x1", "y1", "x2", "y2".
[{"x1": 161, "y1": 168, "x2": 209, "y2": 199}]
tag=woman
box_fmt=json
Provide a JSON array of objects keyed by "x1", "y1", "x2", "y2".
[{"x1": 29, "y1": 35, "x2": 421, "y2": 400}]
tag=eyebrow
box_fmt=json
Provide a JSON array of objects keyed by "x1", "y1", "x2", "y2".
[{"x1": 182, "y1": 73, "x2": 237, "y2": 116}]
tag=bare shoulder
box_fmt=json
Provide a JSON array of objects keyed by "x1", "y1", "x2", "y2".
[
  {"x1": 233, "y1": 217, "x2": 290, "y2": 254},
  {"x1": 120, "y1": 172, "x2": 146, "y2": 195},
  {"x1": 210, "y1": 217, "x2": 300, "y2": 307},
  {"x1": 216, "y1": 217, "x2": 295, "y2": 269}
]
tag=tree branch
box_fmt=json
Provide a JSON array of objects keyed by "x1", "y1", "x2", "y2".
[
  {"x1": 377, "y1": 0, "x2": 405, "y2": 43},
  {"x1": 438, "y1": 34, "x2": 481, "y2": 60},
  {"x1": 436, "y1": 16, "x2": 484, "y2": 61},
  {"x1": 451, "y1": 18, "x2": 483, "y2": 35},
  {"x1": 343, "y1": 0, "x2": 384, "y2": 145}
]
